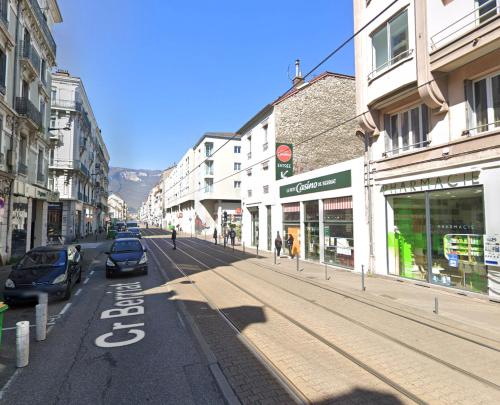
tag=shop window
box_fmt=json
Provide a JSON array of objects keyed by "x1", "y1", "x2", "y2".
[
  {"x1": 472, "y1": 72, "x2": 500, "y2": 134},
  {"x1": 370, "y1": 9, "x2": 410, "y2": 79},
  {"x1": 324, "y1": 197, "x2": 354, "y2": 269},
  {"x1": 384, "y1": 105, "x2": 429, "y2": 156}
]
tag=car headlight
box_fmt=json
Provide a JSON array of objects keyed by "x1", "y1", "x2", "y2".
[
  {"x1": 5, "y1": 278, "x2": 15, "y2": 288},
  {"x1": 138, "y1": 253, "x2": 147, "y2": 265},
  {"x1": 106, "y1": 257, "x2": 116, "y2": 267},
  {"x1": 52, "y1": 273, "x2": 67, "y2": 284}
]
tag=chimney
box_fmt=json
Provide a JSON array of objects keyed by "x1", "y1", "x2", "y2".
[{"x1": 292, "y1": 59, "x2": 304, "y2": 87}]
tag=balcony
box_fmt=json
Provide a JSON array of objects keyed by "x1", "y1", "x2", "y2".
[
  {"x1": 80, "y1": 162, "x2": 89, "y2": 177},
  {"x1": 52, "y1": 99, "x2": 82, "y2": 111},
  {"x1": 26, "y1": 0, "x2": 57, "y2": 56},
  {"x1": 429, "y1": 0, "x2": 500, "y2": 72},
  {"x1": 18, "y1": 42, "x2": 41, "y2": 80},
  {"x1": 15, "y1": 97, "x2": 42, "y2": 129},
  {"x1": 49, "y1": 159, "x2": 79, "y2": 171},
  {"x1": 18, "y1": 162, "x2": 28, "y2": 176}
]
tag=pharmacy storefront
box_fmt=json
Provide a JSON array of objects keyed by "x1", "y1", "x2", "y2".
[
  {"x1": 381, "y1": 169, "x2": 500, "y2": 297},
  {"x1": 277, "y1": 158, "x2": 368, "y2": 272}
]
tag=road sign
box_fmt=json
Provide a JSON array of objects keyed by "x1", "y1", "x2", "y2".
[{"x1": 275, "y1": 143, "x2": 293, "y2": 180}]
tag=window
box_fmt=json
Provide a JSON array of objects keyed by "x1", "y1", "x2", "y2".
[
  {"x1": 0, "y1": 47, "x2": 6, "y2": 94},
  {"x1": 247, "y1": 189, "x2": 252, "y2": 197},
  {"x1": 0, "y1": 0, "x2": 8, "y2": 25},
  {"x1": 40, "y1": 99, "x2": 46, "y2": 126},
  {"x1": 234, "y1": 162, "x2": 241, "y2": 171},
  {"x1": 262, "y1": 161, "x2": 269, "y2": 171},
  {"x1": 205, "y1": 142, "x2": 213, "y2": 157},
  {"x1": 234, "y1": 181, "x2": 241, "y2": 189},
  {"x1": 262, "y1": 124, "x2": 268, "y2": 150},
  {"x1": 371, "y1": 10, "x2": 409, "y2": 77},
  {"x1": 205, "y1": 160, "x2": 213, "y2": 175},
  {"x1": 234, "y1": 145, "x2": 241, "y2": 153},
  {"x1": 204, "y1": 178, "x2": 213, "y2": 193},
  {"x1": 51, "y1": 88, "x2": 57, "y2": 101},
  {"x1": 472, "y1": 72, "x2": 500, "y2": 133},
  {"x1": 40, "y1": 59, "x2": 47, "y2": 84},
  {"x1": 247, "y1": 168, "x2": 252, "y2": 176},
  {"x1": 263, "y1": 185, "x2": 269, "y2": 194},
  {"x1": 478, "y1": 0, "x2": 499, "y2": 24},
  {"x1": 384, "y1": 105, "x2": 429, "y2": 156}
]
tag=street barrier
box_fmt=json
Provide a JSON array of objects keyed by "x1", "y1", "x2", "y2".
[
  {"x1": 36, "y1": 304, "x2": 47, "y2": 341},
  {"x1": 16, "y1": 321, "x2": 30, "y2": 367}
]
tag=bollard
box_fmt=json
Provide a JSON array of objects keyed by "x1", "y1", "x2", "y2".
[
  {"x1": 434, "y1": 297, "x2": 439, "y2": 315},
  {"x1": 274, "y1": 249, "x2": 276, "y2": 265},
  {"x1": 243, "y1": 242, "x2": 245, "y2": 254},
  {"x1": 16, "y1": 321, "x2": 30, "y2": 368},
  {"x1": 325, "y1": 262, "x2": 330, "y2": 280},
  {"x1": 39, "y1": 292, "x2": 48, "y2": 306},
  {"x1": 256, "y1": 245, "x2": 259, "y2": 257},
  {"x1": 296, "y1": 255, "x2": 299, "y2": 272},
  {"x1": 361, "y1": 265, "x2": 366, "y2": 291},
  {"x1": 36, "y1": 304, "x2": 47, "y2": 341}
]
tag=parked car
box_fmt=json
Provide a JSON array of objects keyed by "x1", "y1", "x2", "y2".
[
  {"x1": 115, "y1": 222, "x2": 126, "y2": 231},
  {"x1": 115, "y1": 231, "x2": 135, "y2": 239},
  {"x1": 105, "y1": 238, "x2": 148, "y2": 278},
  {"x1": 128, "y1": 227, "x2": 142, "y2": 239},
  {"x1": 3, "y1": 245, "x2": 83, "y2": 304}
]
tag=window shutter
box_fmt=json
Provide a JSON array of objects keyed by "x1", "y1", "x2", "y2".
[
  {"x1": 0, "y1": 50, "x2": 5, "y2": 88},
  {"x1": 384, "y1": 114, "x2": 391, "y2": 153},
  {"x1": 464, "y1": 80, "x2": 473, "y2": 132}
]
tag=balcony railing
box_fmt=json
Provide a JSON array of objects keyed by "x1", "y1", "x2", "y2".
[
  {"x1": 52, "y1": 99, "x2": 82, "y2": 111},
  {"x1": 80, "y1": 162, "x2": 89, "y2": 177},
  {"x1": 15, "y1": 97, "x2": 43, "y2": 128},
  {"x1": 19, "y1": 42, "x2": 41, "y2": 74},
  {"x1": 430, "y1": 0, "x2": 500, "y2": 50},
  {"x1": 49, "y1": 159, "x2": 79, "y2": 170},
  {"x1": 27, "y1": 0, "x2": 57, "y2": 55},
  {"x1": 18, "y1": 162, "x2": 28, "y2": 175}
]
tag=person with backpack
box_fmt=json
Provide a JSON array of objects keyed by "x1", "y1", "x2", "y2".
[
  {"x1": 229, "y1": 228, "x2": 236, "y2": 247},
  {"x1": 171, "y1": 228, "x2": 177, "y2": 250},
  {"x1": 275, "y1": 231, "x2": 282, "y2": 257},
  {"x1": 286, "y1": 233, "x2": 294, "y2": 258}
]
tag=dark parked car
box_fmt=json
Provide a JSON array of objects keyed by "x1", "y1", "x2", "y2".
[
  {"x1": 115, "y1": 222, "x2": 126, "y2": 231},
  {"x1": 127, "y1": 227, "x2": 142, "y2": 239},
  {"x1": 105, "y1": 238, "x2": 148, "y2": 278},
  {"x1": 3, "y1": 245, "x2": 82, "y2": 304},
  {"x1": 115, "y1": 231, "x2": 135, "y2": 239}
]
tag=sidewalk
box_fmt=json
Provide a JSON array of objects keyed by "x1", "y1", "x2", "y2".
[{"x1": 192, "y1": 236, "x2": 500, "y2": 340}]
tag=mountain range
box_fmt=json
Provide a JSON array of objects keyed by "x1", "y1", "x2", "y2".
[{"x1": 108, "y1": 167, "x2": 163, "y2": 213}]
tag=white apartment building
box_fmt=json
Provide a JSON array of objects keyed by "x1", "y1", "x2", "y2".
[
  {"x1": 48, "y1": 70, "x2": 110, "y2": 242},
  {"x1": 108, "y1": 193, "x2": 127, "y2": 222},
  {"x1": 354, "y1": 0, "x2": 500, "y2": 297},
  {"x1": 0, "y1": 0, "x2": 63, "y2": 261},
  {"x1": 162, "y1": 132, "x2": 241, "y2": 236}
]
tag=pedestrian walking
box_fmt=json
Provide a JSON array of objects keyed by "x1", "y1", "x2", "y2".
[
  {"x1": 286, "y1": 233, "x2": 294, "y2": 258},
  {"x1": 171, "y1": 228, "x2": 177, "y2": 250},
  {"x1": 275, "y1": 231, "x2": 282, "y2": 257},
  {"x1": 229, "y1": 229, "x2": 236, "y2": 247},
  {"x1": 213, "y1": 228, "x2": 218, "y2": 245},
  {"x1": 224, "y1": 229, "x2": 228, "y2": 247}
]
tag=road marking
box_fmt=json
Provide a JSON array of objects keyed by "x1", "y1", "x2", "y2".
[
  {"x1": 0, "y1": 369, "x2": 21, "y2": 401},
  {"x1": 90, "y1": 270, "x2": 95, "y2": 276},
  {"x1": 177, "y1": 311, "x2": 186, "y2": 329},
  {"x1": 84, "y1": 278, "x2": 90, "y2": 284},
  {"x1": 59, "y1": 303, "x2": 72, "y2": 316},
  {"x1": 75, "y1": 288, "x2": 82, "y2": 296}
]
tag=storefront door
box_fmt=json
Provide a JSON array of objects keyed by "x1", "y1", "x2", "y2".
[
  {"x1": 250, "y1": 209, "x2": 259, "y2": 247},
  {"x1": 304, "y1": 201, "x2": 320, "y2": 261},
  {"x1": 47, "y1": 203, "x2": 63, "y2": 243},
  {"x1": 283, "y1": 202, "x2": 300, "y2": 257}
]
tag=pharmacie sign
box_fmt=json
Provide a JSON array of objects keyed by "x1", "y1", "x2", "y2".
[
  {"x1": 382, "y1": 172, "x2": 480, "y2": 195},
  {"x1": 280, "y1": 170, "x2": 351, "y2": 198},
  {"x1": 275, "y1": 143, "x2": 293, "y2": 180}
]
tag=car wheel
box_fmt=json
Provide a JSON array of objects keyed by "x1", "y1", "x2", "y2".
[
  {"x1": 106, "y1": 269, "x2": 112, "y2": 279},
  {"x1": 63, "y1": 279, "x2": 72, "y2": 300}
]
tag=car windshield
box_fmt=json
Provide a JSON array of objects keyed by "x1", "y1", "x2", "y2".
[
  {"x1": 112, "y1": 240, "x2": 143, "y2": 253},
  {"x1": 18, "y1": 251, "x2": 66, "y2": 269}
]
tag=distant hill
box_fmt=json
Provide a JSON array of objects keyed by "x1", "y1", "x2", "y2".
[{"x1": 108, "y1": 167, "x2": 163, "y2": 213}]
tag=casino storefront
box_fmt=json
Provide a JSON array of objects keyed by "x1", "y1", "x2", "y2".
[{"x1": 277, "y1": 158, "x2": 368, "y2": 272}]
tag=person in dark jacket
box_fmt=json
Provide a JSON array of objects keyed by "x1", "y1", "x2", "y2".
[
  {"x1": 171, "y1": 228, "x2": 177, "y2": 250},
  {"x1": 286, "y1": 233, "x2": 294, "y2": 258},
  {"x1": 229, "y1": 229, "x2": 236, "y2": 247},
  {"x1": 275, "y1": 231, "x2": 283, "y2": 257},
  {"x1": 213, "y1": 228, "x2": 218, "y2": 245}
]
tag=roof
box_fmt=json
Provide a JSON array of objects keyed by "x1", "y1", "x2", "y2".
[
  {"x1": 272, "y1": 71, "x2": 354, "y2": 106},
  {"x1": 192, "y1": 132, "x2": 240, "y2": 150},
  {"x1": 236, "y1": 104, "x2": 273, "y2": 136}
]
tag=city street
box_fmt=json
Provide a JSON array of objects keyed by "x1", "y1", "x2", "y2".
[{"x1": 1, "y1": 229, "x2": 500, "y2": 404}]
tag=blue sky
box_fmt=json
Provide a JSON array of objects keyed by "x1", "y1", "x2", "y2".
[{"x1": 53, "y1": 1, "x2": 355, "y2": 170}]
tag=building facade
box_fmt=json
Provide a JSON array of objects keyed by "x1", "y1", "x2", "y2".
[
  {"x1": 354, "y1": 0, "x2": 500, "y2": 297},
  {"x1": 108, "y1": 193, "x2": 127, "y2": 222},
  {"x1": 48, "y1": 70, "x2": 110, "y2": 242},
  {"x1": 0, "y1": 0, "x2": 63, "y2": 261}
]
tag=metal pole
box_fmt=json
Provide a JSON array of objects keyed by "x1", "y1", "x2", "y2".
[
  {"x1": 274, "y1": 249, "x2": 276, "y2": 264},
  {"x1": 296, "y1": 254, "x2": 299, "y2": 272},
  {"x1": 434, "y1": 297, "x2": 439, "y2": 315},
  {"x1": 243, "y1": 241, "x2": 245, "y2": 254},
  {"x1": 16, "y1": 321, "x2": 29, "y2": 368},
  {"x1": 325, "y1": 262, "x2": 330, "y2": 280},
  {"x1": 36, "y1": 304, "x2": 47, "y2": 341},
  {"x1": 256, "y1": 244, "x2": 258, "y2": 257},
  {"x1": 361, "y1": 264, "x2": 366, "y2": 291}
]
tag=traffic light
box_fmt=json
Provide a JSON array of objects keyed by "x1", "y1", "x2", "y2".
[{"x1": 223, "y1": 211, "x2": 228, "y2": 222}]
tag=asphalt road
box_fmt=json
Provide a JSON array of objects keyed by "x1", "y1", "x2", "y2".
[{"x1": 0, "y1": 239, "x2": 223, "y2": 404}]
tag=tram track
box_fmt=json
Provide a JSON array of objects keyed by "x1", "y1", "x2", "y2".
[
  {"x1": 171, "y1": 236, "x2": 500, "y2": 393},
  {"x1": 147, "y1": 234, "x2": 427, "y2": 404},
  {"x1": 182, "y1": 233, "x2": 500, "y2": 351}
]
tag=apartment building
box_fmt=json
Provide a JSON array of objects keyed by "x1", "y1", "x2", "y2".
[
  {"x1": 239, "y1": 66, "x2": 364, "y2": 266},
  {"x1": 108, "y1": 193, "x2": 127, "y2": 222},
  {"x1": 162, "y1": 132, "x2": 241, "y2": 236},
  {"x1": 48, "y1": 70, "x2": 110, "y2": 242},
  {"x1": 0, "y1": 0, "x2": 62, "y2": 261},
  {"x1": 354, "y1": 0, "x2": 500, "y2": 297}
]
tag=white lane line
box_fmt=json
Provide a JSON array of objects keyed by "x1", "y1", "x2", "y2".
[
  {"x1": 59, "y1": 302, "x2": 72, "y2": 316},
  {"x1": 177, "y1": 311, "x2": 186, "y2": 329},
  {"x1": 0, "y1": 368, "x2": 21, "y2": 401},
  {"x1": 75, "y1": 288, "x2": 82, "y2": 296},
  {"x1": 90, "y1": 270, "x2": 95, "y2": 276},
  {"x1": 83, "y1": 278, "x2": 90, "y2": 285}
]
